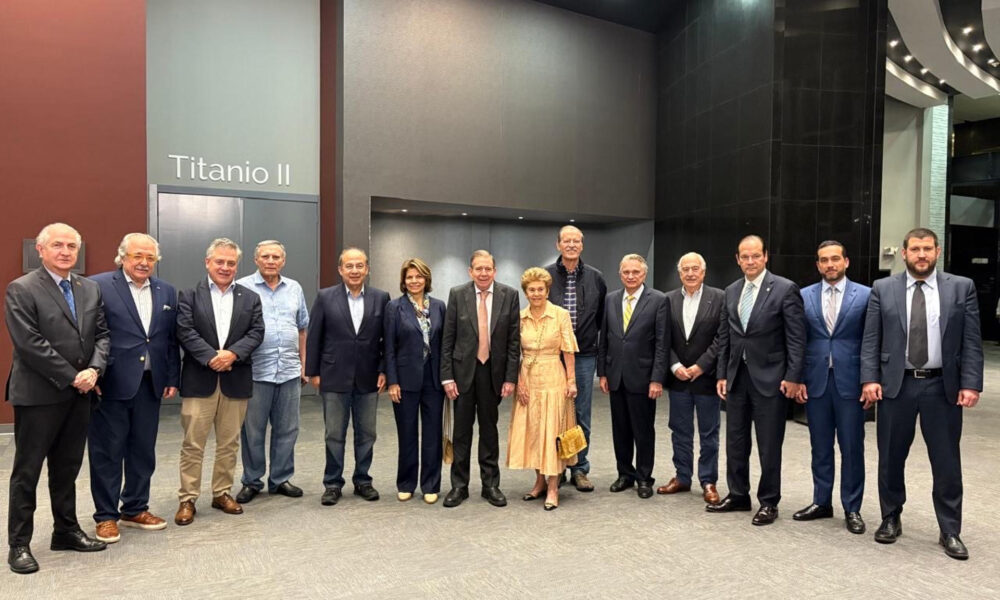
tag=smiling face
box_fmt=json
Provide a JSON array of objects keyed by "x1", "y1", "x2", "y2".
[
  {"x1": 557, "y1": 229, "x2": 583, "y2": 263},
  {"x1": 404, "y1": 267, "x2": 426, "y2": 296},
  {"x1": 816, "y1": 244, "x2": 849, "y2": 284},
  {"x1": 206, "y1": 246, "x2": 239, "y2": 288},
  {"x1": 37, "y1": 225, "x2": 80, "y2": 278},
  {"x1": 677, "y1": 256, "x2": 705, "y2": 290},
  {"x1": 902, "y1": 236, "x2": 940, "y2": 278},
  {"x1": 469, "y1": 255, "x2": 496, "y2": 291},
  {"x1": 619, "y1": 259, "x2": 647, "y2": 294},
  {"x1": 525, "y1": 280, "x2": 548, "y2": 308},
  {"x1": 338, "y1": 249, "x2": 369, "y2": 291},
  {"x1": 122, "y1": 237, "x2": 159, "y2": 285}
]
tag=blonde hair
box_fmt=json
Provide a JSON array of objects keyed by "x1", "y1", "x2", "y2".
[{"x1": 520, "y1": 267, "x2": 552, "y2": 292}]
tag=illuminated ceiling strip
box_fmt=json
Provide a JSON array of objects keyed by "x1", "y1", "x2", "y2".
[
  {"x1": 984, "y1": 0, "x2": 1000, "y2": 77},
  {"x1": 885, "y1": 59, "x2": 948, "y2": 108}
]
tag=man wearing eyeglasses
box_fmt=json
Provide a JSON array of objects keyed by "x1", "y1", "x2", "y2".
[{"x1": 87, "y1": 233, "x2": 180, "y2": 544}]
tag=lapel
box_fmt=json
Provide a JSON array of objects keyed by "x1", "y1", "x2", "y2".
[
  {"x1": 745, "y1": 273, "x2": 774, "y2": 332},
  {"x1": 489, "y1": 286, "x2": 502, "y2": 335},
  {"x1": 148, "y1": 278, "x2": 165, "y2": 335},
  {"x1": 893, "y1": 273, "x2": 907, "y2": 335},
  {"x1": 625, "y1": 288, "x2": 651, "y2": 336},
  {"x1": 466, "y1": 283, "x2": 481, "y2": 338},
  {"x1": 937, "y1": 273, "x2": 953, "y2": 340},
  {"x1": 833, "y1": 280, "x2": 858, "y2": 335},
  {"x1": 196, "y1": 279, "x2": 220, "y2": 348},
  {"x1": 689, "y1": 288, "x2": 713, "y2": 339},
  {"x1": 359, "y1": 287, "x2": 375, "y2": 335},
  {"x1": 810, "y1": 283, "x2": 825, "y2": 333},
  {"x1": 225, "y1": 284, "x2": 248, "y2": 347},
  {"x1": 609, "y1": 289, "x2": 624, "y2": 338},
  {"x1": 334, "y1": 284, "x2": 356, "y2": 338},
  {"x1": 36, "y1": 268, "x2": 79, "y2": 331},
  {"x1": 670, "y1": 290, "x2": 684, "y2": 333},
  {"x1": 400, "y1": 296, "x2": 422, "y2": 334},
  {"x1": 112, "y1": 269, "x2": 145, "y2": 333}
]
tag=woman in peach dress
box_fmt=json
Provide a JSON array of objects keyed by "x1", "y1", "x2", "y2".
[{"x1": 507, "y1": 267, "x2": 579, "y2": 510}]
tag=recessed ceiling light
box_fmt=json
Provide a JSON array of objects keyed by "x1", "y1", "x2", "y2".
[
  {"x1": 889, "y1": 39, "x2": 899, "y2": 48},
  {"x1": 920, "y1": 68, "x2": 928, "y2": 75},
  {"x1": 963, "y1": 26, "x2": 974, "y2": 35},
  {"x1": 400, "y1": 209, "x2": 408, "y2": 213},
  {"x1": 903, "y1": 54, "x2": 913, "y2": 62},
  {"x1": 939, "y1": 78, "x2": 947, "y2": 84},
  {"x1": 461, "y1": 212, "x2": 468, "y2": 216},
  {"x1": 973, "y1": 44, "x2": 983, "y2": 52},
  {"x1": 569, "y1": 219, "x2": 576, "y2": 223},
  {"x1": 518, "y1": 216, "x2": 524, "y2": 220}
]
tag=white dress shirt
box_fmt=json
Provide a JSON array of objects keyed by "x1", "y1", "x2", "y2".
[
  {"x1": 209, "y1": 277, "x2": 235, "y2": 349},
  {"x1": 671, "y1": 285, "x2": 702, "y2": 374},
  {"x1": 823, "y1": 277, "x2": 847, "y2": 367},
  {"x1": 347, "y1": 285, "x2": 365, "y2": 334},
  {"x1": 125, "y1": 272, "x2": 153, "y2": 370},
  {"x1": 905, "y1": 270, "x2": 942, "y2": 369},
  {"x1": 622, "y1": 284, "x2": 644, "y2": 320}
]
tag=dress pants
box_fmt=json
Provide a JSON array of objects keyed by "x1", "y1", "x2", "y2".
[
  {"x1": 569, "y1": 354, "x2": 596, "y2": 476},
  {"x1": 877, "y1": 375, "x2": 963, "y2": 535},
  {"x1": 321, "y1": 389, "x2": 378, "y2": 489},
  {"x1": 241, "y1": 377, "x2": 301, "y2": 492},
  {"x1": 451, "y1": 359, "x2": 501, "y2": 490},
  {"x1": 8, "y1": 395, "x2": 93, "y2": 546},
  {"x1": 608, "y1": 386, "x2": 656, "y2": 484},
  {"x1": 725, "y1": 362, "x2": 787, "y2": 507},
  {"x1": 393, "y1": 360, "x2": 444, "y2": 494},
  {"x1": 89, "y1": 372, "x2": 162, "y2": 522},
  {"x1": 178, "y1": 383, "x2": 249, "y2": 503},
  {"x1": 805, "y1": 370, "x2": 865, "y2": 512},
  {"x1": 667, "y1": 389, "x2": 720, "y2": 486}
]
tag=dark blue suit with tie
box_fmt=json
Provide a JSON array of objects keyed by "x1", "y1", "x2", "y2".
[{"x1": 800, "y1": 278, "x2": 869, "y2": 513}]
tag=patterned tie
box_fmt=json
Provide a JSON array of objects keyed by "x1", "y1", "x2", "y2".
[
  {"x1": 825, "y1": 287, "x2": 838, "y2": 334},
  {"x1": 623, "y1": 295, "x2": 635, "y2": 331},
  {"x1": 59, "y1": 279, "x2": 77, "y2": 323},
  {"x1": 908, "y1": 281, "x2": 928, "y2": 368},
  {"x1": 477, "y1": 290, "x2": 490, "y2": 364},
  {"x1": 739, "y1": 282, "x2": 754, "y2": 330}
]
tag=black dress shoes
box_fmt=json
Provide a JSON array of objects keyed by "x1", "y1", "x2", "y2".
[
  {"x1": 443, "y1": 487, "x2": 469, "y2": 507},
  {"x1": 273, "y1": 481, "x2": 304, "y2": 498},
  {"x1": 874, "y1": 515, "x2": 902, "y2": 544},
  {"x1": 609, "y1": 477, "x2": 635, "y2": 493},
  {"x1": 845, "y1": 512, "x2": 866, "y2": 534},
  {"x1": 8, "y1": 545, "x2": 38, "y2": 574},
  {"x1": 50, "y1": 529, "x2": 107, "y2": 552},
  {"x1": 354, "y1": 483, "x2": 380, "y2": 501},
  {"x1": 637, "y1": 482, "x2": 654, "y2": 499},
  {"x1": 752, "y1": 506, "x2": 779, "y2": 526},
  {"x1": 705, "y1": 495, "x2": 752, "y2": 512},
  {"x1": 236, "y1": 485, "x2": 260, "y2": 504},
  {"x1": 940, "y1": 533, "x2": 969, "y2": 560},
  {"x1": 793, "y1": 504, "x2": 834, "y2": 521},
  {"x1": 482, "y1": 486, "x2": 507, "y2": 507},
  {"x1": 321, "y1": 487, "x2": 342, "y2": 506}
]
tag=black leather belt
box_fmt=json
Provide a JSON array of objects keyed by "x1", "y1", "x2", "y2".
[{"x1": 904, "y1": 368, "x2": 942, "y2": 379}]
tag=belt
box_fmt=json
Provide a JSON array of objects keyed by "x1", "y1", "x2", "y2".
[{"x1": 904, "y1": 368, "x2": 941, "y2": 379}]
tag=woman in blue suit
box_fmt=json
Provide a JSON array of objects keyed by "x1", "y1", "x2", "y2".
[{"x1": 384, "y1": 258, "x2": 447, "y2": 504}]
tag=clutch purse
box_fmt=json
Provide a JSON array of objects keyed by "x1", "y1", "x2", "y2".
[{"x1": 556, "y1": 425, "x2": 587, "y2": 460}]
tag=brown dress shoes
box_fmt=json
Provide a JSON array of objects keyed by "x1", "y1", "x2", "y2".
[
  {"x1": 211, "y1": 493, "x2": 244, "y2": 514},
  {"x1": 121, "y1": 511, "x2": 168, "y2": 530},
  {"x1": 174, "y1": 501, "x2": 196, "y2": 526},
  {"x1": 95, "y1": 520, "x2": 120, "y2": 543},
  {"x1": 702, "y1": 483, "x2": 720, "y2": 504},
  {"x1": 656, "y1": 477, "x2": 691, "y2": 495}
]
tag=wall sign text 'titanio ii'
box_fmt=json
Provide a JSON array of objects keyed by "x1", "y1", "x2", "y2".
[{"x1": 167, "y1": 154, "x2": 292, "y2": 186}]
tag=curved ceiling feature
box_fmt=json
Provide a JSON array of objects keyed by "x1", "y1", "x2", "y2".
[
  {"x1": 985, "y1": 0, "x2": 1000, "y2": 73},
  {"x1": 889, "y1": 0, "x2": 1000, "y2": 98},
  {"x1": 885, "y1": 60, "x2": 948, "y2": 108}
]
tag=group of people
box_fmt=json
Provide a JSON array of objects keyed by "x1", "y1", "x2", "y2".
[{"x1": 4, "y1": 222, "x2": 984, "y2": 576}]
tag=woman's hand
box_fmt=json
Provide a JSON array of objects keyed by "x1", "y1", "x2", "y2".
[
  {"x1": 566, "y1": 383, "x2": 578, "y2": 400},
  {"x1": 388, "y1": 384, "x2": 402, "y2": 404},
  {"x1": 517, "y1": 384, "x2": 530, "y2": 406}
]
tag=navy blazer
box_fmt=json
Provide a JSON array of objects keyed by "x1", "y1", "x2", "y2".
[
  {"x1": 597, "y1": 287, "x2": 670, "y2": 393},
  {"x1": 305, "y1": 284, "x2": 390, "y2": 394},
  {"x1": 91, "y1": 269, "x2": 181, "y2": 401},
  {"x1": 861, "y1": 271, "x2": 983, "y2": 400},
  {"x1": 383, "y1": 295, "x2": 445, "y2": 392},
  {"x1": 800, "y1": 278, "x2": 870, "y2": 400},
  {"x1": 666, "y1": 285, "x2": 724, "y2": 396}
]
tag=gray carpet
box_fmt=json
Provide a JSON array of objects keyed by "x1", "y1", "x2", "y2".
[{"x1": 3, "y1": 347, "x2": 1000, "y2": 598}]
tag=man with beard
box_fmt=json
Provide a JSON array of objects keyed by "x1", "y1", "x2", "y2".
[{"x1": 861, "y1": 228, "x2": 983, "y2": 560}]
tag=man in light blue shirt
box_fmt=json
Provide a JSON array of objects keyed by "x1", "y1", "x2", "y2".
[{"x1": 235, "y1": 240, "x2": 309, "y2": 503}]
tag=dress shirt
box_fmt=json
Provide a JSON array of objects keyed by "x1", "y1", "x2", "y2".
[
  {"x1": 125, "y1": 272, "x2": 153, "y2": 371},
  {"x1": 671, "y1": 285, "x2": 702, "y2": 375},
  {"x1": 622, "y1": 284, "x2": 644, "y2": 319},
  {"x1": 823, "y1": 277, "x2": 847, "y2": 368},
  {"x1": 347, "y1": 286, "x2": 365, "y2": 334},
  {"x1": 44, "y1": 266, "x2": 70, "y2": 289},
  {"x1": 905, "y1": 270, "x2": 942, "y2": 369},
  {"x1": 237, "y1": 272, "x2": 310, "y2": 383},
  {"x1": 739, "y1": 269, "x2": 767, "y2": 322},
  {"x1": 208, "y1": 276, "x2": 235, "y2": 350}
]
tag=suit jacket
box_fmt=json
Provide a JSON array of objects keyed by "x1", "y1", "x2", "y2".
[
  {"x1": 801, "y1": 278, "x2": 870, "y2": 400},
  {"x1": 545, "y1": 257, "x2": 607, "y2": 356},
  {"x1": 666, "y1": 285, "x2": 724, "y2": 396},
  {"x1": 716, "y1": 271, "x2": 806, "y2": 395},
  {"x1": 597, "y1": 287, "x2": 669, "y2": 393},
  {"x1": 91, "y1": 269, "x2": 181, "y2": 401},
  {"x1": 384, "y1": 295, "x2": 445, "y2": 392},
  {"x1": 305, "y1": 284, "x2": 390, "y2": 394},
  {"x1": 4, "y1": 267, "x2": 110, "y2": 406},
  {"x1": 860, "y1": 271, "x2": 983, "y2": 400},
  {"x1": 440, "y1": 281, "x2": 520, "y2": 396},
  {"x1": 176, "y1": 279, "x2": 264, "y2": 399}
]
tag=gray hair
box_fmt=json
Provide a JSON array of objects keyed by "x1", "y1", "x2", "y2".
[
  {"x1": 557, "y1": 225, "x2": 584, "y2": 242},
  {"x1": 619, "y1": 253, "x2": 648, "y2": 273},
  {"x1": 205, "y1": 238, "x2": 242, "y2": 260},
  {"x1": 469, "y1": 249, "x2": 495, "y2": 268},
  {"x1": 676, "y1": 252, "x2": 706, "y2": 271},
  {"x1": 36, "y1": 222, "x2": 81, "y2": 247},
  {"x1": 115, "y1": 233, "x2": 161, "y2": 266},
  {"x1": 254, "y1": 239, "x2": 286, "y2": 259},
  {"x1": 338, "y1": 247, "x2": 368, "y2": 266}
]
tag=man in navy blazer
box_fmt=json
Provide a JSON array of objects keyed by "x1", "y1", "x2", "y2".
[
  {"x1": 598, "y1": 253, "x2": 669, "y2": 499},
  {"x1": 709, "y1": 235, "x2": 806, "y2": 526},
  {"x1": 88, "y1": 234, "x2": 180, "y2": 544},
  {"x1": 792, "y1": 241, "x2": 869, "y2": 535},
  {"x1": 306, "y1": 247, "x2": 390, "y2": 506},
  {"x1": 861, "y1": 228, "x2": 983, "y2": 560}
]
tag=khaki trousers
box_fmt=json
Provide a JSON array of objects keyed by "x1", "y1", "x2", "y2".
[{"x1": 178, "y1": 383, "x2": 248, "y2": 502}]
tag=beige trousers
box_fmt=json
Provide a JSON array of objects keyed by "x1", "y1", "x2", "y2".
[{"x1": 178, "y1": 383, "x2": 248, "y2": 502}]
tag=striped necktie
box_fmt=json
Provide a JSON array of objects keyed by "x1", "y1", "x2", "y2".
[
  {"x1": 739, "y1": 282, "x2": 754, "y2": 330},
  {"x1": 623, "y1": 295, "x2": 635, "y2": 331}
]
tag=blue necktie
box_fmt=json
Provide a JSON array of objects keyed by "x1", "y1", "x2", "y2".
[
  {"x1": 739, "y1": 282, "x2": 754, "y2": 330},
  {"x1": 59, "y1": 279, "x2": 77, "y2": 323}
]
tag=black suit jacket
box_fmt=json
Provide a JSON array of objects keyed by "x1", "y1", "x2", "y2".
[
  {"x1": 305, "y1": 284, "x2": 390, "y2": 394},
  {"x1": 666, "y1": 285, "x2": 724, "y2": 396},
  {"x1": 176, "y1": 279, "x2": 264, "y2": 399},
  {"x1": 4, "y1": 267, "x2": 110, "y2": 406},
  {"x1": 597, "y1": 286, "x2": 669, "y2": 393},
  {"x1": 384, "y1": 295, "x2": 445, "y2": 392},
  {"x1": 440, "y1": 281, "x2": 520, "y2": 396}
]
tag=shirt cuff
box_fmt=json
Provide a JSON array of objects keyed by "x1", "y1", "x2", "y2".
[{"x1": 671, "y1": 363, "x2": 684, "y2": 374}]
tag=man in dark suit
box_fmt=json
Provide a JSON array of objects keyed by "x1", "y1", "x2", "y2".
[
  {"x1": 440, "y1": 249, "x2": 520, "y2": 508},
  {"x1": 598, "y1": 253, "x2": 669, "y2": 499},
  {"x1": 708, "y1": 235, "x2": 805, "y2": 526},
  {"x1": 174, "y1": 238, "x2": 264, "y2": 526},
  {"x1": 861, "y1": 227, "x2": 983, "y2": 560},
  {"x1": 6, "y1": 223, "x2": 110, "y2": 574},
  {"x1": 88, "y1": 233, "x2": 180, "y2": 544},
  {"x1": 306, "y1": 247, "x2": 390, "y2": 506},
  {"x1": 793, "y1": 241, "x2": 869, "y2": 534},
  {"x1": 659, "y1": 252, "x2": 723, "y2": 505}
]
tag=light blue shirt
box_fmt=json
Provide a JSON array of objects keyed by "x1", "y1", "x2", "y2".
[
  {"x1": 905, "y1": 270, "x2": 942, "y2": 369},
  {"x1": 237, "y1": 272, "x2": 309, "y2": 383},
  {"x1": 347, "y1": 285, "x2": 365, "y2": 334}
]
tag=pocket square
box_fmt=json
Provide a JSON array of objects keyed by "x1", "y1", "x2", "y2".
[{"x1": 162, "y1": 304, "x2": 173, "y2": 311}]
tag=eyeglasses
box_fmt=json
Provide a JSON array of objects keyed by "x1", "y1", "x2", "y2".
[{"x1": 126, "y1": 253, "x2": 159, "y2": 264}]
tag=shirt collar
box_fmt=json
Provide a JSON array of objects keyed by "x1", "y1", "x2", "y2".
[
  {"x1": 625, "y1": 284, "x2": 644, "y2": 300},
  {"x1": 475, "y1": 283, "x2": 494, "y2": 296},
  {"x1": 557, "y1": 256, "x2": 583, "y2": 276},
  {"x1": 906, "y1": 270, "x2": 937, "y2": 290},
  {"x1": 347, "y1": 285, "x2": 365, "y2": 298},
  {"x1": 44, "y1": 267, "x2": 70, "y2": 286},
  {"x1": 208, "y1": 276, "x2": 234, "y2": 295},
  {"x1": 824, "y1": 277, "x2": 847, "y2": 294},
  {"x1": 745, "y1": 269, "x2": 767, "y2": 288},
  {"x1": 681, "y1": 284, "x2": 703, "y2": 298},
  {"x1": 123, "y1": 270, "x2": 151, "y2": 290},
  {"x1": 521, "y1": 300, "x2": 558, "y2": 320},
  {"x1": 252, "y1": 270, "x2": 284, "y2": 289}
]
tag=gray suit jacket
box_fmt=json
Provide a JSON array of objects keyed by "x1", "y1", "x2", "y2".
[
  {"x1": 597, "y1": 287, "x2": 669, "y2": 393},
  {"x1": 5, "y1": 267, "x2": 110, "y2": 406},
  {"x1": 440, "y1": 281, "x2": 520, "y2": 396}
]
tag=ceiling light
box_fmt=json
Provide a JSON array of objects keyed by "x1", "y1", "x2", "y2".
[
  {"x1": 518, "y1": 216, "x2": 524, "y2": 220},
  {"x1": 973, "y1": 44, "x2": 983, "y2": 52},
  {"x1": 569, "y1": 219, "x2": 576, "y2": 223},
  {"x1": 461, "y1": 212, "x2": 468, "y2": 216},
  {"x1": 400, "y1": 209, "x2": 408, "y2": 213},
  {"x1": 889, "y1": 39, "x2": 899, "y2": 48},
  {"x1": 939, "y1": 78, "x2": 946, "y2": 84},
  {"x1": 920, "y1": 68, "x2": 928, "y2": 75},
  {"x1": 963, "y1": 26, "x2": 974, "y2": 35},
  {"x1": 903, "y1": 54, "x2": 913, "y2": 62}
]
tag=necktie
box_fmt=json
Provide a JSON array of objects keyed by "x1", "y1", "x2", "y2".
[
  {"x1": 623, "y1": 295, "x2": 635, "y2": 331},
  {"x1": 908, "y1": 281, "x2": 928, "y2": 368},
  {"x1": 477, "y1": 290, "x2": 490, "y2": 364},
  {"x1": 739, "y1": 282, "x2": 754, "y2": 330},
  {"x1": 59, "y1": 279, "x2": 77, "y2": 323},
  {"x1": 825, "y1": 287, "x2": 838, "y2": 334}
]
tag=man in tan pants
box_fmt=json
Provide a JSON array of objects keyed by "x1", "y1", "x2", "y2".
[{"x1": 174, "y1": 238, "x2": 264, "y2": 525}]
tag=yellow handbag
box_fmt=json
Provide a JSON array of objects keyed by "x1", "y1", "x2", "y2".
[{"x1": 556, "y1": 424, "x2": 587, "y2": 460}]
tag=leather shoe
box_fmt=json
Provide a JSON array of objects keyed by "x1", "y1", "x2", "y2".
[
  {"x1": 571, "y1": 472, "x2": 595, "y2": 492},
  {"x1": 50, "y1": 529, "x2": 107, "y2": 552},
  {"x1": 702, "y1": 483, "x2": 720, "y2": 504},
  {"x1": 235, "y1": 485, "x2": 260, "y2": 504},
  {"x1": 609, "y1": 477, "x2": 635, "y2": 493},
  {"x1": 752, "y1": 505, "x2": 779, "y2": 526},
  {"x1": 175, "y1": 500, "x2": 196, "y2": 525},
  {"x1": 273, "y1": 481, "x2": 303, "y2": 498},
  {"x1": 940, "y1": 533, "x2": 969, "y2": 560},
  {"x1": 354, "y1": 483, "x2": 380, "y2": 501},
  {"x1": 845, "y1": 512, "x2": 866, "y2": 534},
  {"x1": 656, "y1": 477, "x2": 691, "y2": 495},
  {"x1": 211, "y1": 493, "x2": 244, "y2": 514},
  {"x1": 874, "y1": 515, "x2": 902, "y2": 544},
  {"x1": 8, "y1": 545, "x2": 38, "y2": 574},
  {"x1": 482, "y1": 486, "x2": 508, "y2": 507},
  {"x1": 705, "y1": 495, "x2": 752, "y2": 512},
  {"x1": 321, "y1": 488, "x2": 342, "y2": 506},
  {"x1": 793, "y1": 503, "x2": 833, "y2": 521},
  {"x1": 637, "y1": 482, "x2": 654, "y2": 499},
  {"x1": 443, "y1": 487, "x2": 469, "y2": 507}
]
